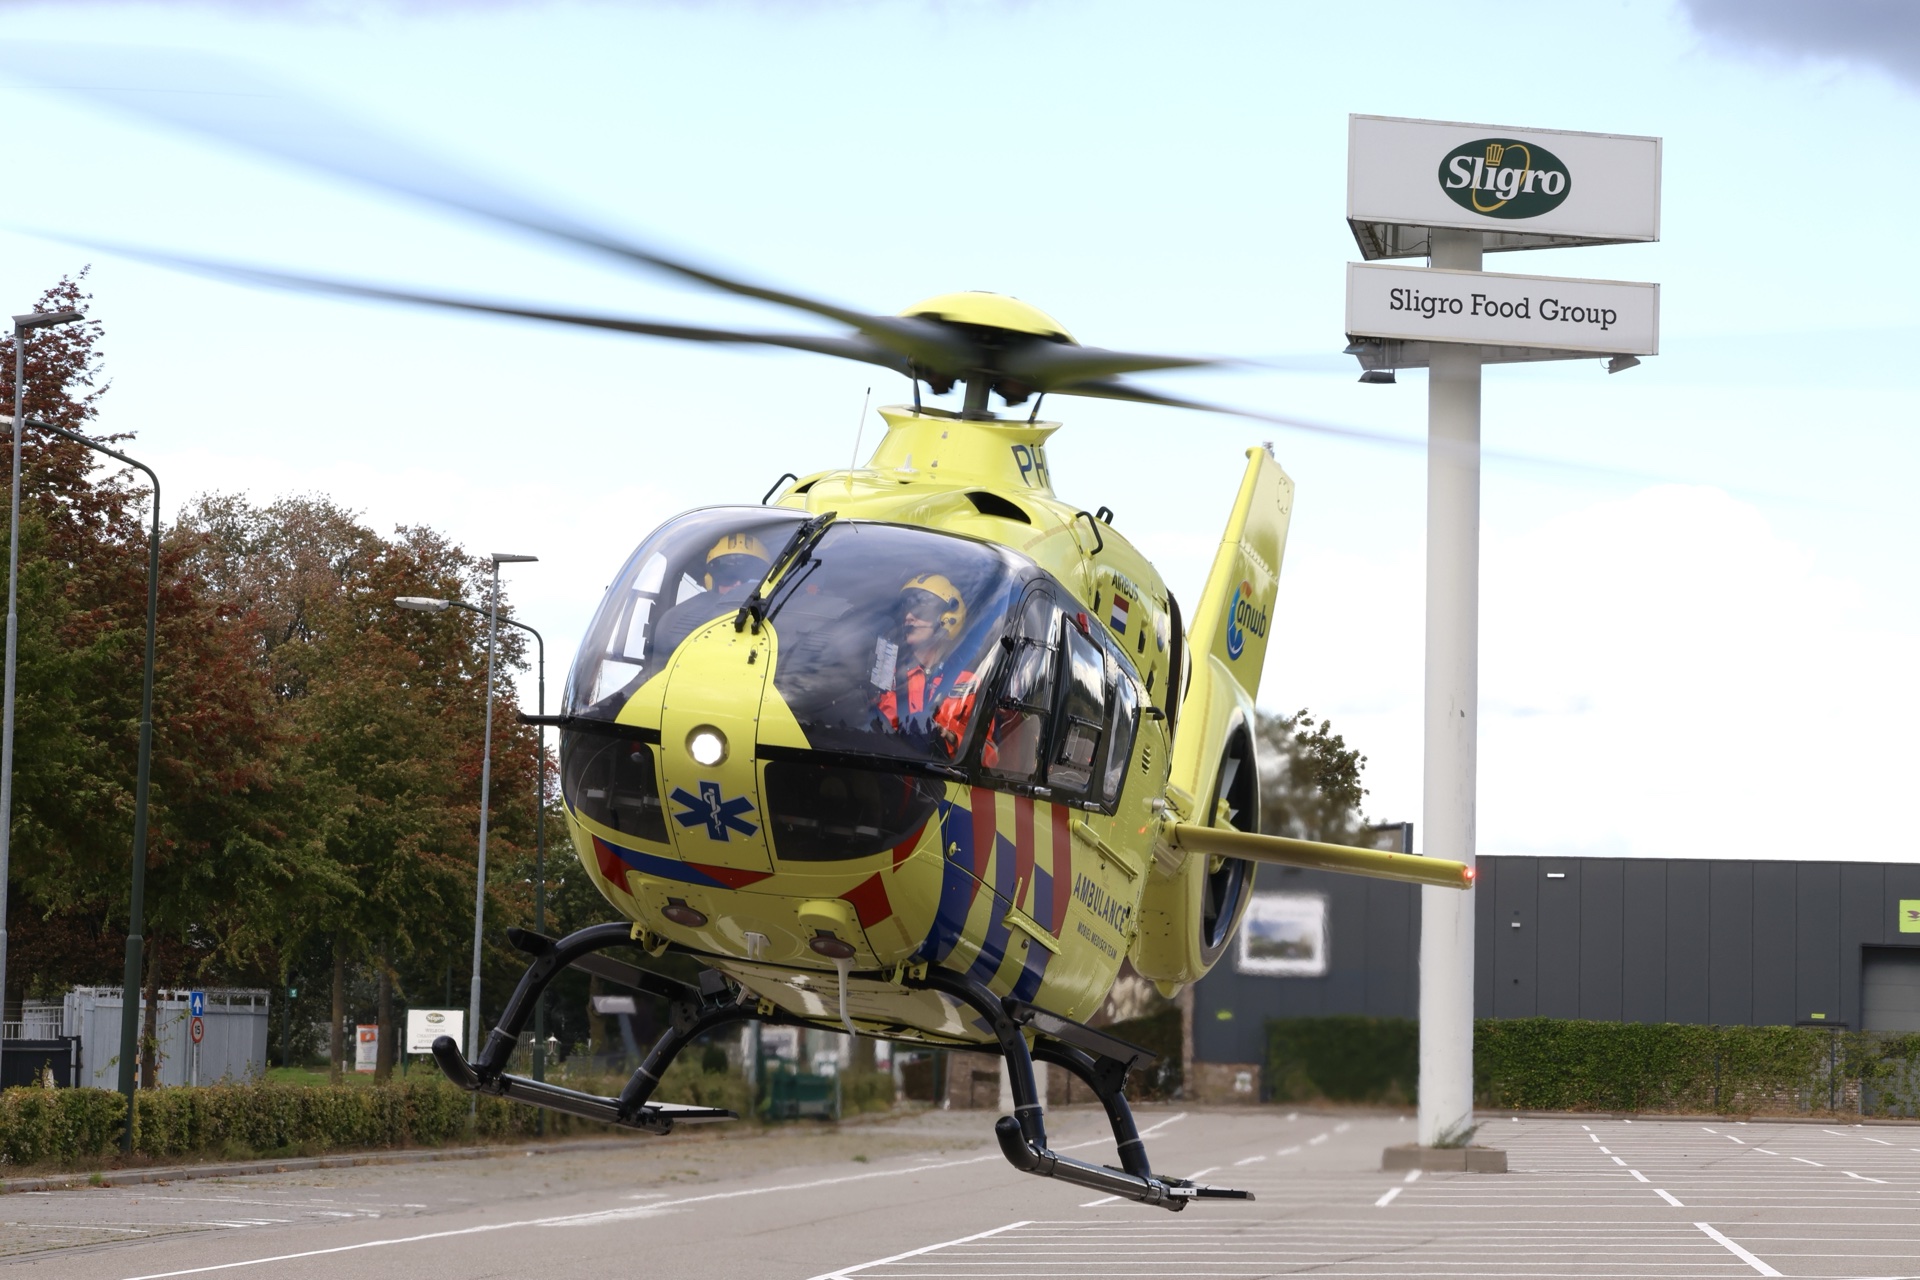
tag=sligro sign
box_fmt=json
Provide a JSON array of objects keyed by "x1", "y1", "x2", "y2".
[{"x1": 1348, "y1": 115, "x2": 1660, "y2": 258}]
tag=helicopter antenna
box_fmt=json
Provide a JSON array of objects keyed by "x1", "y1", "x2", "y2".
[
  {"x1": 1028, "y1": 392, "x2": 1046, "y2": 424},
  {"x1": 908, "y1": 361, "x2": 922, "y2": 413},
  {"x1": 847, "y1": 386, "x2": 871, "y2": 492}
]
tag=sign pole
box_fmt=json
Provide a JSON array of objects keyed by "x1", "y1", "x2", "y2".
[{"x1": 1418, "y1": 228, "x2": 1482, "y2": 1148}]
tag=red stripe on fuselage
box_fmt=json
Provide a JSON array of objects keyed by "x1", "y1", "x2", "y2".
[
  {"x1": 968, "y1": 786, "x2": 997, "y2": 910},
  {"x1": 1050, "y1": 804, "x2": 1072, "y2": 934},
  {"x1": 893, "y1": 819, "x2": 928, "y2": 871},
  {"x1": 1014, "y1": 796, "x2": 1036, "y2": 912},
  {"x1": 841, "y1": 873, "x2": 893, "y2": 928},
  {"x1": 684, "y1": 863, "x2": 775, "y2": 890}
]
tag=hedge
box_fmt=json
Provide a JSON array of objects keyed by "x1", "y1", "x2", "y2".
[
  {"x1": 1264, "y1": 1016, "x2": 1920, "y2": 1115},
  {"x1": 0, "y1": 1060, "x2": 756, "y2": 1171}
]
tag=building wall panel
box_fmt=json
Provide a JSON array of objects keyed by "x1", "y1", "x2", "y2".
[{"x1": 1621, "y1": 861, "x2": 1667, "y2": 1023}]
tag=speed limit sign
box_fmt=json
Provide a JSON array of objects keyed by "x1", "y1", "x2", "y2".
[{"x1": 190, "y1": 1015, "x2": 205, "y2": 1044}]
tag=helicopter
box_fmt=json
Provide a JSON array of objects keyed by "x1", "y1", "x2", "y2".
[{"x1": 17, "y1": 52, "x2": 1475, "y2": 1212}]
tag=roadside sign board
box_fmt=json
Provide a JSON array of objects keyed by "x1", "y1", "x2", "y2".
[
  {"x1": 355, "y1": 1024, "x2": 378, "y2": 1073},
  {"x1": 189, "y1": 990, "x2": 206, "y2": 1018},
  {"x1": 1349, "y1": 115, "x2": 1661, "y2": 259},
  {"x1": 1346, "y1": 263, "x2": 1658, "y2": 358},
  {"x1": 405, "y1": 1008, "x2": 465, "y2": 1054},
  {"x1": 189, "y1": 1015, "x2": 204, "y2": 1045}
]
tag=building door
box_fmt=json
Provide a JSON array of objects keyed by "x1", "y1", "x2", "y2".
[
  {"x1": 1862, "y1": 947, "x2": 1920, "y2": 1032},
  {"x1": 1861, "y1": 946, "x2": 1920, "y2": 1117}
]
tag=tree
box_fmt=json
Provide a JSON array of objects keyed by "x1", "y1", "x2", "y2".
[
  {"x1": 3, "y1": 276, "x2": 282, "y2": 1055},
  {"x1": 1254, "y1": 708, "x2": 1372, "y2": 844},
  {"x1": 177, "y1": 495, "x2": 547, "y2": 1078}
]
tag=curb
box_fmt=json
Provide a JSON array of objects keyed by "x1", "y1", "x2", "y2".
[{"x1": 1, "y1": 1136, "x2": 645, "y2": 1195}]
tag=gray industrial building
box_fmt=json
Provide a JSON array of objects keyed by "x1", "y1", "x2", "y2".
[{"x1": 1194, "y1": 856, "x2": 1920, "y2": 1072}]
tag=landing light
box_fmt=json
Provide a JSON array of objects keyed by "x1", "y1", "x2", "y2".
[
  {"x1": 808, "y1": 932, "x2": 856, "y2": 960},
  {"x1": 662, "y1": 899, "x2": 709, "y2": 928},
  {"x1": 688, "y1": 727, "x2": 728, "y2": 767}
]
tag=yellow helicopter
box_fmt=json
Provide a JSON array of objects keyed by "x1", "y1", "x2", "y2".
[{"x1": 26, "y1": 53, "x2": 1475, "y2": 1211}]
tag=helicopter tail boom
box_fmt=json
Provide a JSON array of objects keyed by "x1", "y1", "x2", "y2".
[{"x1": 1164, "y1": 823, "x2": 1474, "y2": 890}]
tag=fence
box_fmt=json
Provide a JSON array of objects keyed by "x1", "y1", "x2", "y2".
[{"x1": 20, "y1": 988, "x2": 271, "y2": 1089}]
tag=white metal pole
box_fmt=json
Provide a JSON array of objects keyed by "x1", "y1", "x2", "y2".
[
  {"x1": 469, "y1": 561, "x2": 501, "y2": 1061},
  {"x1": 1418, "y1": 228, "x2": 1482, "y2": 1148},
  {"x1": 0, "y1": 329, "x2": 24, "y2": 1084}
]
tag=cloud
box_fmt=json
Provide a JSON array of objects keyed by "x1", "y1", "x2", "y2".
[
  {"x1": 1680, "y1": 0, "x2": 1920, "y2": 88},
  {"x1": 1268, "y1": 484, "x2": 1920, "y2": 861}
]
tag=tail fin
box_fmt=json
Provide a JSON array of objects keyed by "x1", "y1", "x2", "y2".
[
  {"x1": 1167, "y1": 442, "x2": 1292, "y2": 824},
  {"x1": 1183, "y1": 446, "x2": 1293, "y2": 709},
  {"x1": 1131, "y1": 449, "x2": 1294, "y2": 988}
]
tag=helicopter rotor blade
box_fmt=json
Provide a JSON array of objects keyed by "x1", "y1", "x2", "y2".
[
  {"x1": 0, "y1": 43, "x2": 976, "y2": 374},
  {"x1": 996, "y1": 341, "x2": 1225, "y2": 391},
  {"x1": 79, "y1": 241, "x2": 915, "y2": 373},
  {"x1": 1055, "y1": 377, "x2": 1434, "y2": 454}
]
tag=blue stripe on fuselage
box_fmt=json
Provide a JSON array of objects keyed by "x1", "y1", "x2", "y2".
[
  {"x1": 919, "y1": 798, "x2": 975, "y2": 965},
  {"x1": 594, "y1": 835, "x2": 732, "y2": 889}
]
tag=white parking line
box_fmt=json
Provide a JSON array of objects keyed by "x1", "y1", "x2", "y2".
[
  {"x1": 808, "y1": 1220, "x2": 1031, "y2": 1280},
  {"x1": 1374, "y1": 1187, "x2": 1402, "y2": 1207},
  {"x1": 1755, "y1": 1148, "x2": 1779, "y2": 1155},
  {"x1": 1611, "y1": 1156, "x2": 1626, "y2": 1166},
  {"x1": 1232, "y1": 1155, "x2": 1265, "y2": 1166},
  {"x1": 1598, "y1": 1146, "x2": 1612, "y2": 1154},
  {"x1": 1791, "y1": 1156, "x2": 1824, "y2": 1167},
  {"x1": 1694, "y1": 1222, "x2": 1782, "y2": 1277},
  {"x1": 1655, "y1": 1189, "x2": 1684, "y2": 1207},
  {"x1": 1629, "y1": 1169, "x2": 1649, "y2": 1183},
  {"x1": 1725, "y1": 1134, "x2": 1745, "y2": 1144},
  {"x1": 1402, "y1": 1170, "x2": 1421, "y2": 1184},
  {"x1": 1275, "y1": 1145, "x2": 1301, "y2": 1156},
  {"x1": 1844, "y1": 1171, "x2": 1888, "y2": 1184},
  {"x1": 1308, "y1": 1133, "x2": 1329, "y2": 1146}
]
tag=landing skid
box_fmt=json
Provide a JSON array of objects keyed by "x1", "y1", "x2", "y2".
[{"x1": 430, "y1": 921, "x2": 1251, "y2": 1210}]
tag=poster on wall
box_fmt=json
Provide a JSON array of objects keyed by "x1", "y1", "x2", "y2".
[{"x1": 1236, "y1": 894, "x2": 1329, "y2": 977}]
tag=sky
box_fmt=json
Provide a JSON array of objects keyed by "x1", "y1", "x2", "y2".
[{"x1": 0, "y1": 0, "x2": 1911, "y2": 863}]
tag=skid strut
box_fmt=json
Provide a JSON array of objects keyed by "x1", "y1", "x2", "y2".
[
  {"x1": 430, "y1": 922, "x2": 791, "y2": 1134},
  {"x1": 903, "y1": 968, "x2": 1252, "y2": 1210},
  {"x1": 434, "y1": 920, "x2": 1248, "y2": 1208}
]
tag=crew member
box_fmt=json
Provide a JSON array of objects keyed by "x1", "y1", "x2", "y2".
[
  {"x1": 649, "y1": 532, "x2": 771, "y2": 664},
  {"x1": 874, "y1": 573, "x2": 982, "y2": 758}
]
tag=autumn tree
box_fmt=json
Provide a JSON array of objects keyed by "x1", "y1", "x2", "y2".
[{"x1": 178, "y1": 495, "x2": 546, "y2": 1078}]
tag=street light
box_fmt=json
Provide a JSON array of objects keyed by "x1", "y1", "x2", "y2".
[
  {"x1": 0, "y1": 307, "x2": 85, "y2": 1092},
  {"x1": 395, "y1": 591, "x2": 549, "y2": 1082},
  {"x1": 399, "y1": 553, "x2": 536, "y2": 1076}
]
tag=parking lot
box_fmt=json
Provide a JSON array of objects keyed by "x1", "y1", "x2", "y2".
[{"x1": 4, "y1": 1110, "x2": 1917, "y2": 1279}]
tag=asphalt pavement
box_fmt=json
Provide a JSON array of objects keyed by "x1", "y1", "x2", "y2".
[{"x1": 4, "y1": 1108, "x2": 1918, "y2": 1278}]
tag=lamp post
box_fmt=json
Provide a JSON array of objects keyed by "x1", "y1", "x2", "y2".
[
  {"x1": 398, "y1": 554, "x2": 535, "y2": 1077},
  {"x1": 14, "y1": 418, "x2": 160, "y2": 1147},
  {"x1": 0, "y1": 307, "x2": 85, "y2": 1090},
  {"x1": 396, "y1": 592, "x2": 548, "y2": 1081}
]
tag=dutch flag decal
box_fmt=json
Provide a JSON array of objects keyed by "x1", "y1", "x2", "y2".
[{"x1": 1109, "y1": 594, "x2": 1130, "y2": 634}]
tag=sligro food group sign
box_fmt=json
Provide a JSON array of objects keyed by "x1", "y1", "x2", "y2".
[{"x1": 1344, "y1": 114, "x2": 1661, "y2": 364}]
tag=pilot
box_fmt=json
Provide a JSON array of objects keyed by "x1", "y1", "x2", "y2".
[
  {"x1": 874, "y1": 573, "x2": 982, "y2": 758},
  {"x1": 648, "y1": 532, "x2": 771, "y2": 664}
]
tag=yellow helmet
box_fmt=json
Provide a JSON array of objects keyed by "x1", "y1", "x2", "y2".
[
  {"x1": 704, "y1": 532, "x2": 770, "y2": 590},
  {"x1": 900, "y1": 573, "x2": 966, "y2": 637}
]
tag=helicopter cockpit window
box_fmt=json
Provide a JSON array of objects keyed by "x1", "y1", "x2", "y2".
[
  {"x1": 763, "y1": 522, "x2": 1025, "y2": 770},
  {"x1": 1099, "y1": 666, "x2": 1140, "y2": 806},
  {"x1": 565, "y1": 507, "x2": 808, "y2": 719},
  {"x1": 982, "y1": 590, "x2": 1063, "y2": 784},
  {"x1": 1047, "y1": 622, "x2": 1107, "y2": 794}
]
